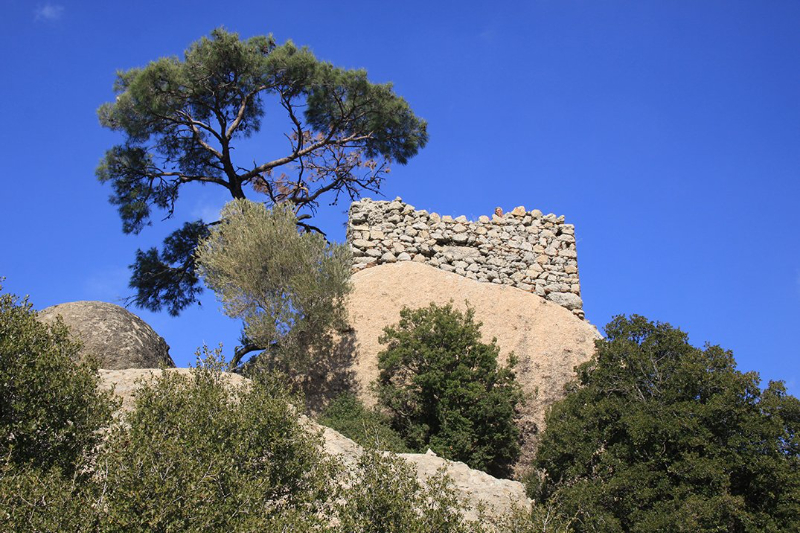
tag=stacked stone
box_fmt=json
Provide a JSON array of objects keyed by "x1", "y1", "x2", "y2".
[{"x1": 348, "y1": 198, "x2": 585, "y2": 319}]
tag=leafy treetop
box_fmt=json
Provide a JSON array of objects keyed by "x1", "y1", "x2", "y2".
[{"x1": 532, "y1": 315, "x2": 800, "y2": 532}]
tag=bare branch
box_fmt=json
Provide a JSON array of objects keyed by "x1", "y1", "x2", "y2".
[{"x1": 176, "y1": 112, "x2": 224, "y2": 160}]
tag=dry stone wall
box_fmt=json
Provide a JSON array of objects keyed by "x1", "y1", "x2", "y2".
[{"x1": 347, "y1": 198, "x2": 585, "y2": 318}]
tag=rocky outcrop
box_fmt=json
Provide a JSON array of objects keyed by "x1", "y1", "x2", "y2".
[
  {"x1": 341, "y1": 261, "x2": 601, "y2": 471},
  {"x1": 38, "y1": 301, "x2": 174, "y2": 370},
  {"x1": 348, "y1": 197, "x2": 585, "y2": 318},
  {"x1": 99, "y1": 368, "x2": 529, "y2": 521}
]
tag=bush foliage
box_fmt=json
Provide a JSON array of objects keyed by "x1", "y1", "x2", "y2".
[
  {"x1": 376, "y1": 302, "x2": 523, "y2": 477},
  {"x1": 0, "y1": 284, "x2": 116, "y2": 531},
  {"x1": 335, "y1": 449, "x2": 478, "y2": 533},
  {"x1": 319, "y1": 392, "x2": 410, "y2": 453},
  {"x1": 97, "y1": 349, "x2": 335, "y2": 531},
  {"x1": 0, "y1": 286, "x2": 482, "y2": 531},
  {"x1": 0, "y1": 286, "x2": 116, "y2": 478},
  {"x1": 532, "y1": 315, "x2": 800, "y2": 532}
]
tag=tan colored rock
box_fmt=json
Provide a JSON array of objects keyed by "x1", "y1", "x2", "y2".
[
  {"x1": 38, "y1": 301, "x2": 174, "y2": 370},
  {"x1": 397, "y1": 451, "x2": 530, "y2": 521},
  {"x1": 344, "y1": 262, "x2": 601, "y2": 471},
  {"x1": 510, "y1": 206, "x2": 527, "y2": 217},
  {"x1": 99, "y1": 368, "x2": 246, "y2": 411}
]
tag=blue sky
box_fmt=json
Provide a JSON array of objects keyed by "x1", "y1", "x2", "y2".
[{"x1": 1, "y1": 1, "x2": 798, "y2": 392}]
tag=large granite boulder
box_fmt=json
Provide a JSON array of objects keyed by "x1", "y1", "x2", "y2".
[
  {"x1": 38, "y1": 301, "x2": 174, "y2": 369},
  {"x1": 340, "y1": 261, "x2": 602, "y2": 472}
]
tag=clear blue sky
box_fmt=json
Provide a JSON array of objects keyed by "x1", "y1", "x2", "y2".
[{"x1": 1, "y1": 1, "x2": 798, "y2": 392}]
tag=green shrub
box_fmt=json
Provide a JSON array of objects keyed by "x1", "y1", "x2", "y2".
[
  {"x1": 0, "y1": 462, "x2": 99, "y2": 532},
  {"x1": 491, "y1": 503, "x2": 572, "y2": 533},
  {"x1": 376, "y1": 302, "x2": 523, "y2": 478},
  {"x1": 532, "y1": 315, "x2": 800, "y2": 532},
  {"x1": 97, "y1": 349, "x2": 335, "y2": 532},
  {"x1": 334, "y1": 449, "x2": 482, "y2": 533},
  {"x1": 319, "y1": 393, "x2": 410, "y2": 453},
  {"x1": 0, "y1": 285, "x2": 115, "y2": 478}
]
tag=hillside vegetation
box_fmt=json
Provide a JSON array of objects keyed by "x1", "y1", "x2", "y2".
[{"x1": 2, "y1": 280, "x2": 798, "y2": 531}]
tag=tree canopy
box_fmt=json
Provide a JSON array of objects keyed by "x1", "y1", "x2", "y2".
[
  {"x1": 98, "y1": 28, "x2": 427, "y2": 316},
  {"x1": 531, "y1": 315, "x2": 800, "y2": 532}
]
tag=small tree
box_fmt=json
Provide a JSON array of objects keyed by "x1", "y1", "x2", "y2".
[
  {"x1": 97, "y1": 28, "x2": 427, "y2": 316},
  {"x1": 376, "y1": 303, "x2": 523, "y2": 478},
  {"x1": 194, "y1": 199, "x2": 351, "y2": 369},
  {"x1": 532, "y1": 315, "x2": 800, "y2": 532}
]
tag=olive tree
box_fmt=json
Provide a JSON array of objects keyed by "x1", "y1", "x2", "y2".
[{"x1": 194, "y1": 199, "x2": 351, "y2": 369}]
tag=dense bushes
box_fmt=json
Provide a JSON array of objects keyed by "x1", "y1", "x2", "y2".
[
  {"x1": 0, "y1": 286, "x2": 484, "y2": 530},
  {"x1": 376, "y1": 303, "x2": 523, "y2": 478},
  {"x1": 7, "y1": 276, "x2": 799, "y2": 531},
  {"x1": 531, "y1": 315, "x2": 800, "y2": 532},
  {"x1": 98, "y1": 350, "x2": 335, "y2": 531},
  {"x1": 0, "y1": 285, "x2": 116, "y2": 478}
]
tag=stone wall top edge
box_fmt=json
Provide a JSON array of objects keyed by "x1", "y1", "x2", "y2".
[{"x1": 350, "y1": 196, "x2": 572, "y2": 226}]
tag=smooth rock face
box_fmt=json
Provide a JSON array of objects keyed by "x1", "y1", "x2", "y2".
[
  {"x1": 343, "y1": 261, "x2": 601, "y2": 472},
  {"x1": 99, "y1": 369, "x2": 529, "y2": 521},
  {"x1": 38, "y1": 301, "x2": 174, "y2": 369}
]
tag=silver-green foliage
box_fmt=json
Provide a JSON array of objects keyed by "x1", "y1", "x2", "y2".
[{"x1": 195, "y1": 199, "x2": 351, "y2": 368}]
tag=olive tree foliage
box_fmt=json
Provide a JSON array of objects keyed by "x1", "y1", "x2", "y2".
[
  {"x1": 376, "y1": 303, "x2": 523, "y2": 478},
  {"x1": 97, "y1": 28, "x2": 428, "y2": 316},
  {"x1": 531, "y1": 315, "x2": 800, "y2": 533},
  {"x1": 195, "y1": 199, "x2": 352, "y2": 369}
]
